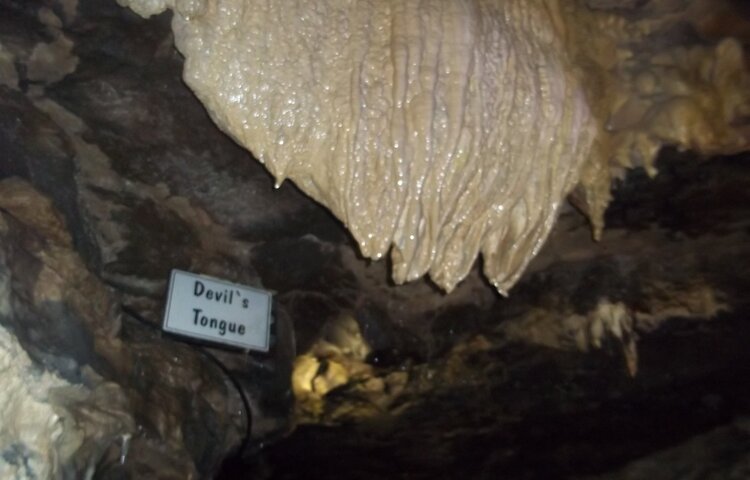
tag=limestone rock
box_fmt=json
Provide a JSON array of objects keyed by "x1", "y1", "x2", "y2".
[{"x1": 0, "y1": 178, "x2": 248, "y2": 478}]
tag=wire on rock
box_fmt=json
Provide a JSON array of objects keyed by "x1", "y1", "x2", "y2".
[{"x1": 120, "y1": 304, "x2": 253, "y2": 457}]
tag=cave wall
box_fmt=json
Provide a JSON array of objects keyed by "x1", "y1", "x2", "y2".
[{"x1": 0, "y1": 0, "x2": 749, "y2": 478}]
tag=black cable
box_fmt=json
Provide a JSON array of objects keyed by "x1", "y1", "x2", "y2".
[{"x1": 120, "y1": 305, "x2": 253, "y2": 457}]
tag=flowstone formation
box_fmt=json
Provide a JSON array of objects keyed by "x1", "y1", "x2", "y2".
[{"x1": 118, "y1": 0, "x2": 750, "y2": 293}]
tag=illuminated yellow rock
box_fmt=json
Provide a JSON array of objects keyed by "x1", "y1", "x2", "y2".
[{"x1": 118, "y1": 0, "x2": 749, "y2": 293}]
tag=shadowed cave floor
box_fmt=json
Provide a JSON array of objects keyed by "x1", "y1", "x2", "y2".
[
  {"x1": 212, "y1": 153, "x2": 750, "y2": 480},
  {"x1": 213, "y1": 153, "x2": 750, "y2": 480},
  {"x1": 219, "y1": 307, "x2": 750, "y2": 479}
]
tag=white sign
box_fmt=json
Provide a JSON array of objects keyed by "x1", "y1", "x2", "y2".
[{"x1": 163, "y1": 269, "x2": 272, "y2": 351}]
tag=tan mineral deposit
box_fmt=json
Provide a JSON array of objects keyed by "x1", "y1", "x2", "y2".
[{"x1": 119, "y1": 0, "x2": 750, "y2": 294}]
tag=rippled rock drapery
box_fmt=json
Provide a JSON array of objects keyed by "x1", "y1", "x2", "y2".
[
  {"x1": 118, "y1": 0, "x2": 750, "y2": 293},
  {"x1": 127, "y1": 0, "x2": 601, "y2": 294}
]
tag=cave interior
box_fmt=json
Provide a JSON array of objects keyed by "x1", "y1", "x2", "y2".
[{"x1": 0, "y1": 0, "x2": 749, "y2": 479}]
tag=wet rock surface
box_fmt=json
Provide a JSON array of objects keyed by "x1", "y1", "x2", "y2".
[
  {"x1": 0, "y1": 178, "x2": 240, "y2": 478},
  {"x1": 0, "y1": 0, "x2": 749, "y2": 479}
]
